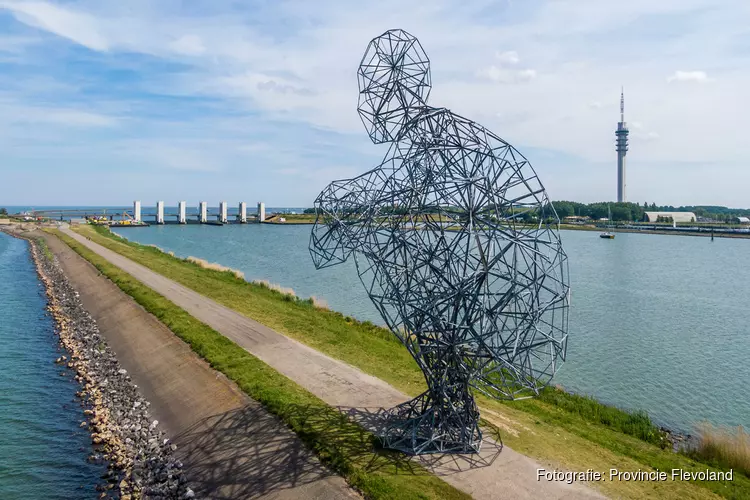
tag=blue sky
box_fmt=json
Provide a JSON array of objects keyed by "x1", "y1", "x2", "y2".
[{"x1": 0, "y1": 0, "x2": 748, "y2": 207}]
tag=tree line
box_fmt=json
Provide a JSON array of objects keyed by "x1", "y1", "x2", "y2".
[
  {"x1": 302, "y1": 202, "x2": 749, "y2": 223},
  {"x1": 548, "y1": 201, "x2": 750, "y2": 222}
]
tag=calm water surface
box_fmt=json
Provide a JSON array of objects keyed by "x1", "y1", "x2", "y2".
[
  {"x1": 112, "y1": 224, "x2": 750, "y2": 432},
  {"x1": 0, "y1": 232, "x2": 103, "y2": 499}
]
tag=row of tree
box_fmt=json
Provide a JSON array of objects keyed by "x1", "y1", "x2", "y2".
[
  {"x1": 301, "y1": 201, "x2": 749, "y2": 223},
  {"x1": 545, "y1": 201, "x2": 644, "y2": 221},
  {"x1": 548, "y1": 201, "x2": 750, "y2": 222}
]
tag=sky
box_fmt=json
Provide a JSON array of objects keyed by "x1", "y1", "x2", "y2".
[{"x1": 0, "y1": 0, "x2": 748, "y2": 208}]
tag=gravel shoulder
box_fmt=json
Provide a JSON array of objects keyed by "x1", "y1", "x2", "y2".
[{"x1": 39, "y1": 230, "x2": 357, "y2": 500}]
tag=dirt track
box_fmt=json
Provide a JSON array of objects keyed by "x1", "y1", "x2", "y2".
[{"x1": 40, "y1": 230, "x2": 357, "y2": 500}]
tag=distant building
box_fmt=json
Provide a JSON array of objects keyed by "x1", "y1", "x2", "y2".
[
  {"x1": 643, "y1": 211, "x2": 696, "y2": 223},
  {"x1": 696, "y1": 216, "x2": 719, "y2": 223},
  {"x1": 736, "y1": 216, "x2": 750, "y2": 224},
  {"x1": 563, "y1": 216, "x2": 589, "y2": 223}
]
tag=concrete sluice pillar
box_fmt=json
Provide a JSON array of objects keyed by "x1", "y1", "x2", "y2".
[
  {"x1": 156, "y1": 201, "x2": 164, "y2": 224},
  {"x1": 239, "y1": 202, "x2": 247, "y2": 223},
  {"x1": 257, "y1": 202, "x2": 265, "y2": 223},
  {"x1": 219, "y1": 201, "x2": 228, "y2": 223},
  {"x1": 199, "y1": 202, "x2": 207, "y2": 223},
  {"x1": 178, "y1": 201, "x2": 187, "y2": 224}
]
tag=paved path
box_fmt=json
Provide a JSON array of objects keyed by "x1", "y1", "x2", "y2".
[
  {"x1": 61, "y1": 226, "x2": 605, "y2": 500},
  {"x1": 43, "y1": 230, "x2": 357, "y2": 500}
]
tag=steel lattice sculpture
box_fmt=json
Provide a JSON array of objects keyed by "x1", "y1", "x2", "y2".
[{"x1": 309, "y1": 29, "x2": 570, "y2": 455}]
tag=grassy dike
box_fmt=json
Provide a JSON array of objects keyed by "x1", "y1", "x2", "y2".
[
  {"x1": 70, "y1": 224, "x2": 747, "y2": 499},
  {"x1": 50, "y1": 229, "x2": 468, "y2": 500}
]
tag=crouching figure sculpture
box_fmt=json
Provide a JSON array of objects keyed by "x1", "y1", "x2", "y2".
[{"x1": 309, "y1": 29, "x2": 570, "y2": 455}]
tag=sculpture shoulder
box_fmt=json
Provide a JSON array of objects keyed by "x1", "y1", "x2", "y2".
[{"x1": 401, "y1": 107, "x2": 525, "y2": 160}]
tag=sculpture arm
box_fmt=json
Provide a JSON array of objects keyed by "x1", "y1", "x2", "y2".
[{"x1": 309, "y1": 169, "x2": 385, "y2": 269}]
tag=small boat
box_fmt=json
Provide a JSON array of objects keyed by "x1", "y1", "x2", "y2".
[{"x1": 600, "y1": 204, "x2": 615, "y2": 239}]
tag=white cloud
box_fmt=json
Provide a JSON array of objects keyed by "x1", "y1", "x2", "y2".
[
  {"x1": 0, "y1": 101, "x2": 117, "y2": 127},
  {"x1": 122, "y1": 143, "x2": 221, "y2": 172},
  {"x1": 667, "y1": 70, "x2": 712, "y2": 83},
  {"x1": 477, "y1": 66, "x2": 536, "y2": 84},
  {"x1": 0, "y1": 1, "x2": 109, "y2": 51},
  {"x1": 588, "y1": 101, "x2": 602, "y2": 109},
  {"x1": 495, "y1": 50, "x2": 520, "y2": 65},
  {"x1": 40, "y1": 110, "x2": 117, "y2": 127},
  {"x1": 633, "y1": 130, "x2": 660, "y2": 141},
  {"x1": 168, "y1": 35, "x2": 205, "y2": 56},
  {"x1": 478, "y1": 48, "x2": 535, "y2": 84}
]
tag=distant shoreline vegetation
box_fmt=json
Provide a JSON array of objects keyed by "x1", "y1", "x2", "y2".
[
  {"x1": 544, "y1": 202, "x2": 750, "y2": 223},
  {"x1": 302, "y1": 202, "x2": 750, "y2": 223}
]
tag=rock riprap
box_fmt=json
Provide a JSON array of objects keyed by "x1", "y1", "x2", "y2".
[{"x1": 28, "y1": 236, "x2": 190, "y2": 499}]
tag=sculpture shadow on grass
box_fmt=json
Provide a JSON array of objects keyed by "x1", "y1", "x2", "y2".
[
  {"x1": 173, "y1": 402, "x2": 504, "y2": 498},
  {"x1": 338, "y1": 406, "x2": 504, "y2": 475}
]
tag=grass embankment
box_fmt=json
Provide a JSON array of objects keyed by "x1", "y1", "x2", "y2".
[
  {"x1": 51, "y1": 229, "x2": 468, "y2": 500},
  {"x1": 264, "y1": 213, "x2": 317, "y2": 224},
  {"x1": 74, "y1": 224, "x2": 748, "y2": 499},
  {"x1": 34, "y1": 236, "x2": 54, "y2": 261}
]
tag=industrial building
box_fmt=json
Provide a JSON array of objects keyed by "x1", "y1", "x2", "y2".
[{"x1": 643, "y1": 212, "x2": 696, "y2": 223}]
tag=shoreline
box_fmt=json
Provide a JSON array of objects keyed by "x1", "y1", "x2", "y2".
[
  {"x1": 1, "y1": 226, "x2": 190, "y2": 499},
  {"x1": 560, "y1": 224, "x2": 750, "y2": 239},
  {"x1": 262, "y1": 217, "x2": 750, "y2": 239}
]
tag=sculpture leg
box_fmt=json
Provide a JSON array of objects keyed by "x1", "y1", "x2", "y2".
[{"x1": 380, "y1": 353, "x2": 482, "y2": 454}]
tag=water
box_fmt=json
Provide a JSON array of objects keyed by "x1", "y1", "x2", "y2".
[
  {"x1": 0, "y1": 232, "x2": 103, "y2": 499},
  {"x1": 111, "y1": 224, "x2": 750, "y2": 433}
]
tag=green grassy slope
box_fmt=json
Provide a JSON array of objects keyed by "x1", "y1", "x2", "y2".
[{"x1": 68, "y1": 225, "x2": 747, "y2": 499}]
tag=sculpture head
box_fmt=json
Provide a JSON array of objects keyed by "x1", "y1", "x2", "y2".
[{"x1": 357, "y1": 29, "x2": 431, "y2": 144}]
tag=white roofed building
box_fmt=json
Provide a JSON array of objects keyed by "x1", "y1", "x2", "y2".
[{"x1": 643, "y1": 212, "x2": 696, "y2": 223}]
